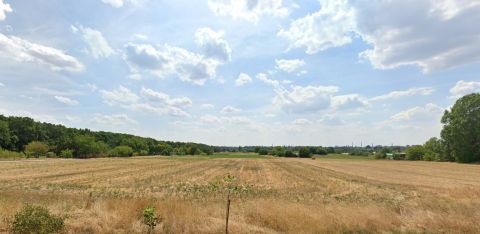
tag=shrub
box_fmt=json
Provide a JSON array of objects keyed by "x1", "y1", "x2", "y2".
[
  {"x1": 298, "y1": 147, "x2": 311, "y2": 158},
  {"x1": 143, "y1": 206, "x2": 158, "y2": 234},
  {"x1": 60, "y1": 149, "x2": 74, "y2": 158},
  {"x1": 406, "y1": 145, "x2": 425, "y2": 160},
  {"x1": 10, "y1": 204, "x2": 64, "y2": 234},
  {"x1": 110, "y1": 146, "x2": 134, "y2": 157},
  {"x1": 285, "y1": 150, "x2": 295, "y2": 157},
  {"x1": 24, "y1": 141, "x2": 49, "y2": 158}
]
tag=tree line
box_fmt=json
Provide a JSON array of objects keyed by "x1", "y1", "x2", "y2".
[
  {"x1": 0, "y1": 115, "x2": 213, "y2": 158},
  {"x1": 375, "y1": 93, "x2": 480, "y2": 163}
]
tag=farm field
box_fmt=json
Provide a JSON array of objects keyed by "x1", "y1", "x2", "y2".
[{"x1": 1, "y1": 155, "x2": 480, "y2": 233}]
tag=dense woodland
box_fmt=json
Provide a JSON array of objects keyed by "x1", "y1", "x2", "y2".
[{"x1": 0, "y1": 115, "x2": 213, "y2": 158}]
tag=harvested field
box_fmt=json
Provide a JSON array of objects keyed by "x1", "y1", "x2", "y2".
[{"x1": 1, "y1": 156, "x2": 479, "y2": 233}]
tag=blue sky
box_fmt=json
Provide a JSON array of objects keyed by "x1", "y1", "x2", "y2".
[{"x1": 0, "y1": 0, "x2": 479, "y2": 146}]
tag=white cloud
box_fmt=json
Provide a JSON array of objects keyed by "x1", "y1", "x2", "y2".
[
  {"x1": 0, "y1": 33, "x2": 84, "y2": 72},
  {"x1": 200, "y1": 114, "x2": 222, "y2": 124},
  {"x1": 331, "y1": 94, "x2": 368, "y2": 110},
  {"x1": 449, "y1": 80, "x2": 480, "y2": 98},
  {"x1": 278, "y1": 0, "x2": 355, "y2": 54},
  {"x1": 208, "y1": 0, "x2": 289, "y2": 23},
  {"x1": 100, "y1": 86, "x2": 191, "y2": 118},
  {"x1": 275, "y1": 59, "x2": 305, "y2": 73},
  {"x1": 273, "y1": 85, "x2": 339, "y2": 113},
  {"x1": 356, "y1": 0, "x2": 480, "y2": 73},
  {"x1": 92, "y1": 113, "x2": 137, "y2": 126},
  {"x1": 123, "y1": 43, "x2": 221, "y2": 85},
  {"x1": 140, "y1": 87, "x2": 192, "y2": 107},
  {"x1": 54, "y1": 96, "x2": 79, "y2": 106},
  {"x1": 292, "y1": 118, "x2": 312, "y2": 125},
  {"x1": 100, "y1": 85, "x2": 139, "y2": 106},
  {"x1": 256, "y1": 73, "x2": 280, "y2": 88},
  {"x1": 371, "y1": 87, "x2": 435, "y2": 101},
  {"x1": 71, "y1": 25, "x2": 115, "y2": 59},
  {"x1": 65, "y1": 115, "x2": 81, "y2": 122},
  {"x1": 0, "y1": 82, "x2": 4, "y2": 87},
  {"x1": 235, "y1": 73, "x2": 252, "y2": 86},
  {"x1": 0, "y1": 0, "x2": 12, "y2": 21},
  {"x1": 86, "y1": 83, "x2": 98, "y2": 92},
  {"x1": 221, "y1": 105, "x2": 241, "y2": 114},
  {"x1": 101, "y1": 0, "x2": 124, "y2": 8},
  {"x1": 389, "y1": 103, "x2": 444, "y2": 123},
  {"x1": 201, "y1": 103, "x2": 215, "y2": 109},
  {"x1": 195, "y1": 27, "x2": 232, "y2": 62},
  {"x1": 279, "y1": 0, "x2": 480, "y2": 72}
]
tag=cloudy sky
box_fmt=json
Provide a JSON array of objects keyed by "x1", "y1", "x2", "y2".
[{"x1": 0, "y1": 0, "x2": 479, "y2": 146}]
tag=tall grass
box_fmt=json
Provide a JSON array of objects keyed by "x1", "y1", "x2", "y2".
[{"x1": 0, "y1": 149, "x2": 25, "y2": 159}]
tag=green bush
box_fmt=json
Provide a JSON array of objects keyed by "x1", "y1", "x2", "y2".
[
  {"x1": 258, "y1": 148, "x2": 269, "y2": 155},
  {"x1": 24, "y1": 141, "x2": 49, "y2": 158},
  {"x1": 109, "y1": 146, "x2": 134, "y2": 157},
  {"x1": 143, "y1": 206, "x2": 158, "y2": 233},
  {"x1": 10, "y1": 204, "x2": 64, "y2": 234},
  {"x1": 60, "y1": 149, "x2": 74, "y2": 158}
]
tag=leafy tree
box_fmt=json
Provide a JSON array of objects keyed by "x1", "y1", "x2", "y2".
[
  {"x1": 153, "y1": 143, "x2": 173, "y2": 156},
  {"x1": 0, "y1": 120, "x2": 15, "y2": 149},
  {"x1": 298, "y1": 147, "x2": 311, "y2": 158},
  {"x1": 405, "y1": 145, "x2": 425, "y2": 160},
  {"x1": 272, "y1": 146, "x2": 286, "y2": 157},
  {"x1": 24, "y1": 141, "x2": 49, "y2": 158},
  {"x1": 110, "y1": 146, "x2": 134, "y2": 157},
  {"x1": 72, "y1": 135, "x2": 108, "y2": 158},
  {"x1": 285, "y1": 150, "x2": 295, "y2": 157},
  {"x1": 423, "y1": 137, "x2": 444, "y2": 161},
  {"x1": 441, "y1": 93, "x2": 480, "y2": 163},
  {"x1": 316, "y1": 147, "x2": 328, "y2": 155}
]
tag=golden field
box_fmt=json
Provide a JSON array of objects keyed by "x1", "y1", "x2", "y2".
[{"x1": 1, "y1": 155, "x2": 480, "y2": 233}]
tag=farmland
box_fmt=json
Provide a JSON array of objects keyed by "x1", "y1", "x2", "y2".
[{"x1": 1, "y1": 155, "x2": 480, "y2": 233}]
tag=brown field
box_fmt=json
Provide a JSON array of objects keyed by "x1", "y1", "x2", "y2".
[{"x1": 1, "y1": 156, "x2": 480, "y2": 233}]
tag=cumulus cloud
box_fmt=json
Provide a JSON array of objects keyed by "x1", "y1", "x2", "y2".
[
  {"x1": 371, "y1": 87, "x2": 435, "y2": 101},
  {"x1": 273, "y1": 85, "x2": 339, "y2": 113},
  {"x1": 292, "y1": 118, "x2": 312, "y2": 125},
  {"x1": 54, "y1": 96, "x2": 79, "y2": 106},
  {"x1": 0, "y1": 0, "x2": 12, "y2": 21},
  {"x1": 278, "y1": 0, "x2": 355, "y2": 54},
  {"x1": 256, "y1": 73, "x2": 281, "y2": 88},
  {"x1": 0, "y1": 33, "x2": 84, "y2": 72},
  {"x1": 92, "y1": 113, "x2": 137, "y2": 125},
  {"x1": 221, "y1": 105, "x2": 241, "y2": 114},
  {"x1": 100, "y1": 0, "x2": 143, "y2": 8},
  {"x1": 279, "y1": 0, "x2": 480, "y2": 72},
  {"x1": 449, "y1": 80, "x2": 480, "y2": 98},
  {"x1": 71, "y1": 25, "x2": 115, "y2": 59},
  {"x1": 195, "y1": 27, "x2": 232, "y2": 62},
  {"x1": 331, "y1": 94, "x2": 368, "y2": 110},
  {"x1": 386, "y1": 103, "x2": 444, "y2": 124},
  {"x1": 235, "y1": 73, "x2": 252, "y2": 86},
  {"x1": 100, "y1": 86, "x2": 191, "y2": 117},
  {"x1": 123, "y1": 43, "x2": 221, "y2": 85},
  {"x1": 208, "y1": 0, "x2": 289, "y2": 23},
  {"x1": 275, "y1": 59, "x2": 305, "y2": 73}
]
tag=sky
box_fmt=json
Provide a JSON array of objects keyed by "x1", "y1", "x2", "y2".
[{"x1": 0, "y1": 0, "x2": 480, "y2": 146}]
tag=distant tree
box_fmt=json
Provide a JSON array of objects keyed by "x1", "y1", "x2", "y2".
[
  {"x1": 24, "y1": 141, "x2": 49, "y2": 158},
  {"x1": 423, "y1": 137, "x2": 444, "y2": 161},
  {"x1": 72, "y1": 135, "x2": 108, "y2": 158},
  {"x1": 254, "y1": 147, "x2": 260, "y2": 153},
  {"x1": 110, "y1": 146, "x2": 134, "y2": 157},
  {"x1": 285, "y1": 150, "x2": 295, "y2": 157},
  {"x1": 298, "y1": 147, "x2": 311, "y2": 158},
  {"x1": 441, "y1": 93, "x2": 480, "y2": 163},
  {"x1": 272, "y1": 146, "x2": 286, "y2": 157},
  {"x1": 405, "y1": 145, "x2": 425, "y2": 160},
  {"x1": 316, "y1": 147, "x2": 328, "y2": 155},
  {"x1": 0, "y1": 120, "x2": 14, "y2": 149},
  {"x1": 258, "y1": 148, "x2": 269, "y2": 155},
  {"x1": 154, "y1": 143, "x2": 173, "y2": 156}
]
